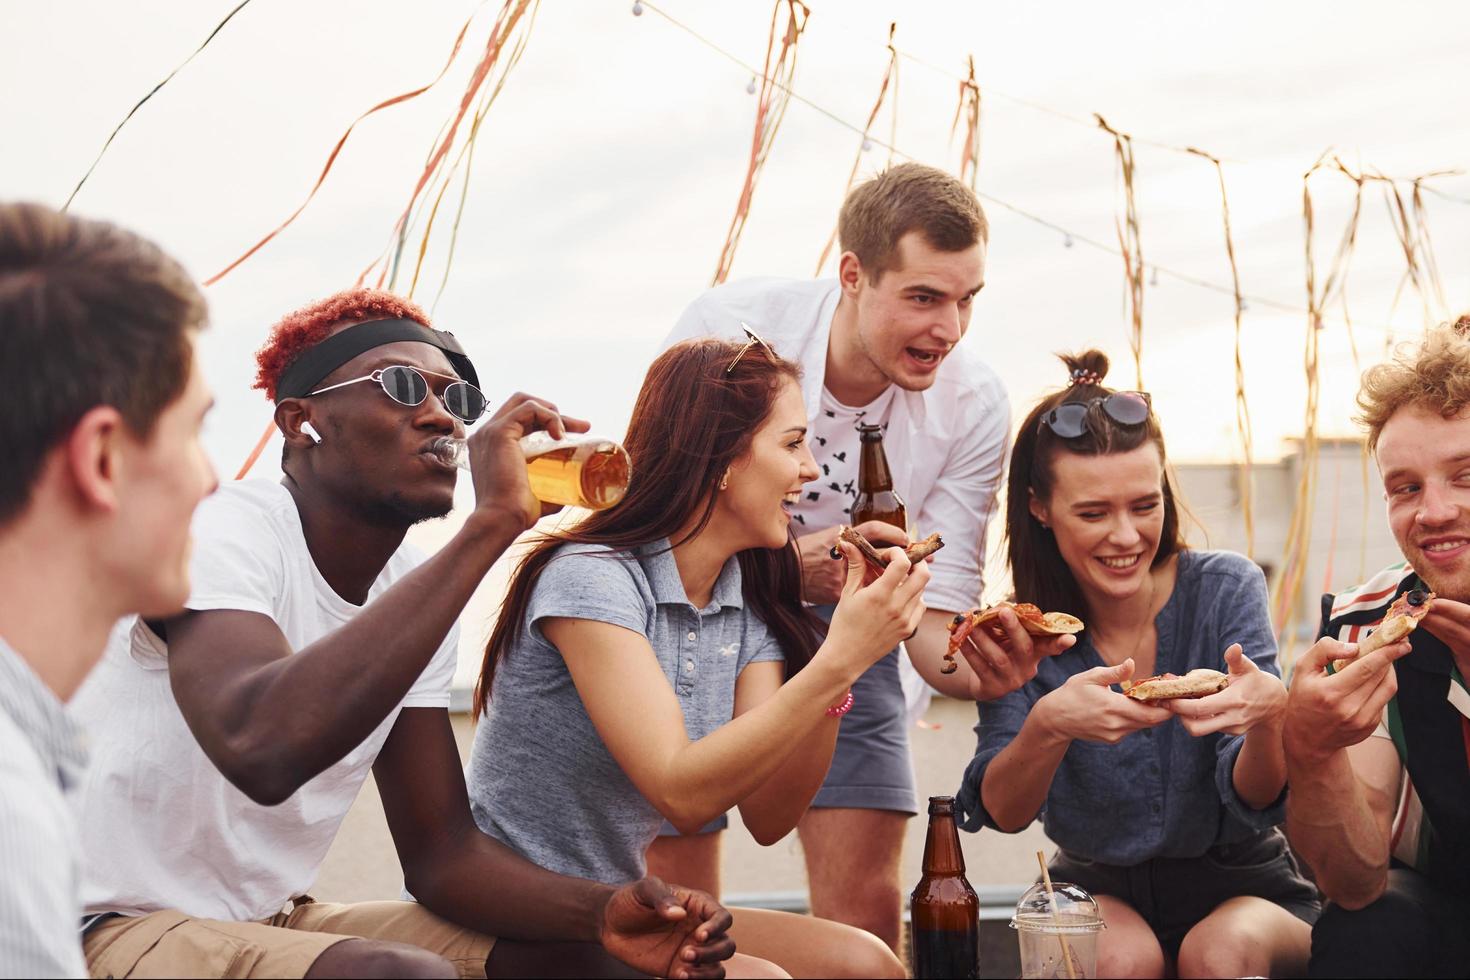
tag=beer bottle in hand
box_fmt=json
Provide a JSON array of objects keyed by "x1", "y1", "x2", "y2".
[
  {"x1": 851, "y1": 422, "x2": 906, "y2": 531},
  {"x1": 911, "y1": 795, "x2": 980, "y2": 979}
]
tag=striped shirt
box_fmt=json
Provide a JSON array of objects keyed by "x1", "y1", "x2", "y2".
[
  {"x1": 0, "y1": 638, "x2": 88, "y2": 979},
  {"x1": 1320, "y1": 563, "x2": 1470, "y2": 883}
]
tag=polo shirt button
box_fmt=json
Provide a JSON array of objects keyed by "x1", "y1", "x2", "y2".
[
  {"x1": 685, "y1": 660, "x2": 695, "y2": 673},
  {"x1": 1149, "y1": 764, "x2": 1160, "y2": 775},
  {"x1": 687, "y1": 631, "x2": 697, "y2": 642},
  {"x1": 1151, "y1": 802, "x2": 1161, "y2": 814}
]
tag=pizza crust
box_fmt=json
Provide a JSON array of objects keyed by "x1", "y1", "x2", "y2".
[
  {"x1": 1330, "y1": 589, "x2": 1435, "y2": 672},
  {"x1": 836, "y1": 526, "x2": 944, "y2": 575},
  {"x1": 1122, "y1": 668, "x2": 1230, "y2": 701},
  {"x1": 942, "y1": 603, "x2": 1086, "y2": 674}
]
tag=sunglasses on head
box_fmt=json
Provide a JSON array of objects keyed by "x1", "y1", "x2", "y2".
[
  {"x1": 726, "y1": 322, "x2": 776, "y2": 374},
  {"x1": 1039, "y1": 391, "x2": 1152, "y2": 439},
  {"x1": 307, "y1": 364, "x2": 488, "y2": 423}
]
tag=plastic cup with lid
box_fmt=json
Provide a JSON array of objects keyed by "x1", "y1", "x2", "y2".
[{"x1": 1010, "y1": 881, "x2": 1106, "y2": 979}]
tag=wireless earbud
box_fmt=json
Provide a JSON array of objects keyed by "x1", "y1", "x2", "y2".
[{"x1": 300, "y1": 421, "x2": 323, "y2": 445}]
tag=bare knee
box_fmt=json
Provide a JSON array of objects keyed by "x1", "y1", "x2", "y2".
[
  {"x1": 727, "y1": 952, "x2": 793, "y2": 979},
  {"x1": 816, "y1": 927, "x2": 905, "y2": 980},
  {"x1": 811, "y1": 881, "x2": 903, "y2": 950},
  {"x1": 851, "y1": 938, "x2": 906, "y2": 980},
  {"x1": 1176, "y1": 938, "x2": 1257, "y2": 980},
  {"x1": 1098, "y1": 937, "x2": 1166, "y2": 979},
  {"x1": 308, "y1": 938, "x2": 457, "y2": 979}
]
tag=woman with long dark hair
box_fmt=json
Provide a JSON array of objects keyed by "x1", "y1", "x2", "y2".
[
  {"x1": 465, "y1": 336, "x2": 920, "y2": 978},
  {"x1": 956, "y1": 350, "x2": 1318, "y2": 979}
]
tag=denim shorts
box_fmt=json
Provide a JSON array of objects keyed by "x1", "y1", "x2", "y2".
[
  {"x1": 1048, "y1": 828, "x2": 1320, "y2": 959},
  {"x1": 657, "y1": 604, "x2": 918, "y2": 837}
]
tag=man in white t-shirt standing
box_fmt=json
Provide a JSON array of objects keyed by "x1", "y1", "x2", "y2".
[
  {"x1": 654, "y1": 163, "x2": 1072, "y2": 950},
  {"x1": 0, "y1": 203, "x2": 217, "y2": 978},
  {"x1": 73, "y1": 288, "x2": 735, "y2": 979}
]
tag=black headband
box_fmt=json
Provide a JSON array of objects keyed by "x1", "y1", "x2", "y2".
[{"x1": 274, "y1": 318, "x2": 480, "y2": 402}]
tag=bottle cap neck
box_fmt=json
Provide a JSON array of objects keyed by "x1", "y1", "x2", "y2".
[{"x1": 920, "y1": 800, "x2": 967, "y2": 875}]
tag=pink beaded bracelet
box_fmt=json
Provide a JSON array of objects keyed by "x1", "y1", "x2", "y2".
[{"x1": 826, "y1": 692, "x2": 855, "y2": 718}]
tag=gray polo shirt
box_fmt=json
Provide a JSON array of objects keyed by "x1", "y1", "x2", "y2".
[
  {"x1": 466, "y1": 540, "x2": 786, "y2": 885},
  {"x1": 0, "y1": 638, "x2": 88, "y2": 978}
]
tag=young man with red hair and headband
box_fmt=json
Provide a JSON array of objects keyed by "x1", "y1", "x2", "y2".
[{"x1": 71, "y1": 288, "x2": 735, "y2": 979}]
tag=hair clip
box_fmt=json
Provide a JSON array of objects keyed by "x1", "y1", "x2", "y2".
[{"x1": 1067, "y1": 368, "x2": 1103, "y2": 388}]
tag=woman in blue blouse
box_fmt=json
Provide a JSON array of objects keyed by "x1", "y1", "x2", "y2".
[{"x1": 957, "y1": 351, "x2": 1318, "y2": 978}]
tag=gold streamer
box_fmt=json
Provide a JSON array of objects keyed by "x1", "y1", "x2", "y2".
[
  {"x1": 712, "y1": 0, "x2": 809, "y2": 286},
  {"x1": 1096, "y1": 114, "x2": 1145, "y2": 389},
  {"x1": 206, "y1": 2, "x2": 491, "y2": 286},
  {"x1": 950, "y1": 55, "x2": 982, "y2": 192},
  {"x1": 1188, "y1": 148, "x2": 1254, "y2": 558},
  {"x1": 359, "y1": 0, "x2": 538, "y2": 288},
  {"x1": 1272, "y1": 152, "x2": 1363, "y2": 662},
  {"x1": 814, "y1": 21, "x2": 898, "y2": 276}
]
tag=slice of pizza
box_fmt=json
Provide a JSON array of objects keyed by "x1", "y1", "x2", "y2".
[
  {"x1": 1331, "y1": 588, "x2": 1435, "y2": 672},
  {"x1": 836, "y1": 526, "x2": 944, "y2": 576},
  {"x1": 1121, "y1": 668, "x2": 1230, "y2": 701},
  {"x1": 942, "y1": 603, "x2": 1085, "y2": 674}
]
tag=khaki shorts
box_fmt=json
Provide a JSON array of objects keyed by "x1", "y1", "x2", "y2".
[{"x1": 83, "y1": 897, "x2": 496, "y2": 979}]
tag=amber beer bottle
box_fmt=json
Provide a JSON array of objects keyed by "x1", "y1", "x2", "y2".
[
  {"x1": 520, "y1": 432, "x2": 631, "y2": 510},
  {"x1": 851, "y1": 423, "x2": 906, "y2": 531},
  {"x1": 432, "y1": 433, "x2": 631, "y2": 510},
  {"x1": 911, "y1": 795, "x2": 980, "y2": 980}
]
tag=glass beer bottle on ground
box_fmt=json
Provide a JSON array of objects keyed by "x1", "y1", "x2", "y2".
[{"x1": 911, "y1": 795, "x2": 980, "y2": 980}]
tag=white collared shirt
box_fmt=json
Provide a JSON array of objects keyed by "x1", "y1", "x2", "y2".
[
  {"x1": 0, "y1": 638, "x2": 88, "y2": 979},
  {"x1": 664, "y1": 276, "x2": 1010, "y2": 613}
]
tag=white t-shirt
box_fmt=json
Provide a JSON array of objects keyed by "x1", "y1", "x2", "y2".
[
  {"x1": 793, "y1": 386, "x2": 899, "y2": 534},
  {"x1": 664, "y1": 277, "x2": 1010, "y2": 614},
  {"x1": 72, "y1": 480, "x2": 458, "y2": 922}
]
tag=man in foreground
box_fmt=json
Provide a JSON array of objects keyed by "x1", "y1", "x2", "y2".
[
  {"x1": 0, "y1": 201, "x2": 218, "y2": 975},
  {"x1": 73, "y1": 288, "x2": 735, "y2": 978},
  {"x1": 655, "y1": 163, "x2": 1069, "y2": 951},
  {"x1": 1284, "y1": 316, "x2": 1470, "y2": 977}
]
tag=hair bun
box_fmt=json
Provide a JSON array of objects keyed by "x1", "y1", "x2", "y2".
[{"x1": 1060, "y1": 349, "x2": 1110, "y2": 388}]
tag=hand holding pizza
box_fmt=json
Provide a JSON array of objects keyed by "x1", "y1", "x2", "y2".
[
  {"x1": 953, "y1": 605, "x2": 1078, "y2": 702},
  {"x1": 1282, "y1": 634, "x2": 1411, "y2": 765},
  {"x1": 1035, "y1": 658, "x2": 1173, "y2": 745},
  {"x1": 1163, "y1": 644, "x2": 1286, "y2": 737},
  {"x1": 795, "y1": 521, "x2": 910, "y2": 604}
]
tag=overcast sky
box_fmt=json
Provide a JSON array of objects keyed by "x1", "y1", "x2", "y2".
[{"x1": 7, "y1": 0, "x2": 1468, "y2": 470}]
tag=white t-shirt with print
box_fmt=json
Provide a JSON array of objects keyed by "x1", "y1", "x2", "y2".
[
  {"x1": 72, "y1": 480, "x2": 458, "y2": 922},
  {"x1": 793, "y1": 386, "x2": 898, "y2": 534}
]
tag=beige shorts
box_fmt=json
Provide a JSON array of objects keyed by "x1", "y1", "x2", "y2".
[{"x1": 83, "y1": 897, "x2": 496, "y2": 979}]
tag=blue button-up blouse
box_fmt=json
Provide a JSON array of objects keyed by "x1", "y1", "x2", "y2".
[{"x1": 956, "y1": 549, "x2": 1287, "y2": 866}]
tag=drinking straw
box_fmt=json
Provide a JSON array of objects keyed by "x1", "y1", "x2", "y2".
[{"x1": 1036, "y1": 850, "x2": 1081, "y2": 980}]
